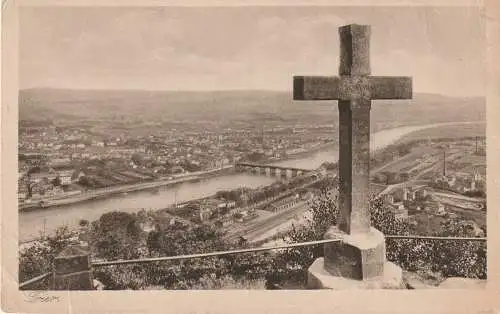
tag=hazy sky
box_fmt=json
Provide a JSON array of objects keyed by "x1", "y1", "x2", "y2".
[{"x1": 19, "y1": 6, "x2": 485, "y2": 96}]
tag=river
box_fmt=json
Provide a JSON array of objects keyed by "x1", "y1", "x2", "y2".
[
  {"x1": 19, "y1": 121, "x2": 484, "y2": 242},
  {"x1": 272, "y1": 121, "x2": 485, "y2": 169}
]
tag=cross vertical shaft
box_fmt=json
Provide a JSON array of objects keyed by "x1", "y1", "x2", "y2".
[
  {"x1": 337, "y1": 25, "x2": 372, "y2": 234},
  {"x1": 339, "y1": 24, "x2": 370, "y2": 76},
  {"x1": 293, "y1": 23, "x2": 412, "y2": 237},
  {"x1": 338, "y1": 100, "x2": 371, "y2": 234}
]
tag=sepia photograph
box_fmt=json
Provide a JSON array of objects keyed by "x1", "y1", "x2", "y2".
[{"x1": 11, "y1": 3, "x2": 491, "y2": 296}]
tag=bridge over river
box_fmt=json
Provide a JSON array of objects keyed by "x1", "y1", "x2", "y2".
[{"x1": 235, "y1": 162, "x2": 312, "y2": 179}]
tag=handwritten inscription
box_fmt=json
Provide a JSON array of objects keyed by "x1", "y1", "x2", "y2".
[{"x1": 24, "y1": 291, "x2": 61, "y2": 303}]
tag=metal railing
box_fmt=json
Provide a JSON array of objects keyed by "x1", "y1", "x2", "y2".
[
  {"x1": 92, "y1": 238, "x2": 341, "y2": 267},
  {"x1": 385, "y1": 235, "x2": 487, "y2": 241},
  {"x1": 92, "y1": 235, "x2": 486, "y2": 267},
  {"x1": 19, "y1": 234, "x2": 487, "y2": 288},
  {"x1": 19, "y1": 272, "x2": 52, "y2": 290}
]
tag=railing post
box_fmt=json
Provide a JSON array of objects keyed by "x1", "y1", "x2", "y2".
[{"x1": 52, "y1": 245, "x2": 93, "y2": 290}]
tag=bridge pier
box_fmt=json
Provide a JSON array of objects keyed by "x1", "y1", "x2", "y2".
[
  {"x1": 275, "y1": 168, "x2": 281, "y2": 177},
  {"x1": 281, "y1": 170, "x2": 287, "y2": 180},
  {"x1": 265, "y1": 167, "x2": 271, "y2": 176}
]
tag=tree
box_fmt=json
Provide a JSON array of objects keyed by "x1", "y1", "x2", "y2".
[
  {"x1": 280, "y1": 184, "x2": 338, "y2": 270},
  {"x1": 281, "y1": 182, "x2": 486, "y2": 282},
  {"x1": 90, "y1": 211, "x2": 144, "y2": 260},
  {"x1": 19, "y1": 226, "x2": 74, "y2": 284}
]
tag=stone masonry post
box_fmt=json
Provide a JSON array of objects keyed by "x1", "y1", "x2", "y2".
[{"x1": 52, "y1": 245, "x2": 93, "y2": 290}]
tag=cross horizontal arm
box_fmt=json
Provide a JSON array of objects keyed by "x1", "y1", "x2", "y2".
[
  {"x1": 369, "y1": 76, "x2": 412, "y2": 100},
  {"x1": 293, "y1": 76, "x2": 341, "y2": 100}
]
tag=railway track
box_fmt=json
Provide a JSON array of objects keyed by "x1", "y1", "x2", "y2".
[{"x1": 225, "y1": 202, "x2": 309, "y2": 243}]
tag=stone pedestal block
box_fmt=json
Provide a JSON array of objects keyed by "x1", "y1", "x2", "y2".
[
  {"x1": 307, "y1": 258, "x2": 404, "y2": 289},
  {"x1": 323, "y1": 226, "x2": 386, "y2": 280},
  {"x1": 306, "y1": 226, "x2": 404, "y2": 289},
  {"x1": 52, "y1": 245, "x2": 93, "y2": 290}
]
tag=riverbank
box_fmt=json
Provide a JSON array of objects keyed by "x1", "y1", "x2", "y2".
[
  {"x1": 19, "y1": 174, "x2": 277, "y2": 242},
  {"x1": 19, "y1": 142, "x2": 330, "y2": 212},
  {"x1": 19, "y1": 165, "x2": 235, "y2": 211}
]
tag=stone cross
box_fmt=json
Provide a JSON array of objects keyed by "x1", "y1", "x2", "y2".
[{"x1": 293, "y1": 24, "x2": 412, "y2": 235}]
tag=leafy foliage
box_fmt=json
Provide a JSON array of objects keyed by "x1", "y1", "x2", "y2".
[
  {"x1": 147, "y1": 224, "x2": 226, "y2": 257},
  {"x1": 283, "y1": 187, "x2": 486, "y2": 280},
  {"x1": 90, "y1": 211, "x2": 145, "y2": 260},
  {"x1": 20, "y1": 177, "x2": 486, "y2": 289},
  {"x1": 94, "y1": 219, "x2": 284, "y2": 289},
  {"x1": 19, "y1": 226, "x2": 75, "y2": 283}
]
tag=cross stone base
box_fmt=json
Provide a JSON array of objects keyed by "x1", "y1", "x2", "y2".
[
  {"x1": 307, "y1": 258, "x2": 404, "y2": 289},
  {"x1": 306, "y1": 226, "x2": 404, "y2": 289}
]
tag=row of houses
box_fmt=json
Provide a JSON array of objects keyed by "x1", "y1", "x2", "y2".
[
  {"x1": 383, "y1": 185, "x2": 429, "y2": 204},
  {"x1": 267, "y1": 195, "x2": 302, "y2": 213},
  {"x1": 18, "y1": 168, "x2": 86, "y2": 201},
  {"x1": 378, "y1": 182, "x2": 484, "y2": 220},
  {"x1": 434, "y1": 172, "x2": 485, "y2": 194},
  {"x1": 182, "y1": 198, "x2": 238, "y2": 223},
  {"x1": 379, "y1": 185, "x2": 432, "y2": 220},
  {"x1": 25, "y1": 168, "x2": 86, "y2": 186}
]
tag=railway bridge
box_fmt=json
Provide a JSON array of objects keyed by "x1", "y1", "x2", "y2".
[{"x1": 235, "y1": 162, "x2": 312, "y2": 179}]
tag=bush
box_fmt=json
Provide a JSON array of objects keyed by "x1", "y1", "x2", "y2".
[
  {"x1": 95, "y1": 220, "x2": 279, "y2": 289},
  {"x1": 90, "y1": 211, "x2": 144, "y2": 260},
  {"x1": 19, "y1": 226, "x2": 74, "y2": 283},
  {"x1": 281, "y1": 186, "x2": 486, "y2": 280}
]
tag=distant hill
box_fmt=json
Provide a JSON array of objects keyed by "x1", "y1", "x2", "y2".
[{"x1": 19, "y1": 88, "x2": 485, "y2": 131}]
